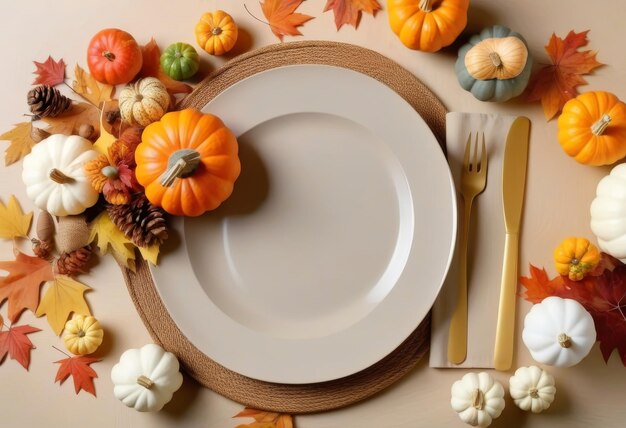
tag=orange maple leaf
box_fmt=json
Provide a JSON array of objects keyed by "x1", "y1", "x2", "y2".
[
  {"x1": 519, "y1": 264, "x2": 567, "y2": 303},
  {"x1": 32, "y1": 56, "x2": 66, "y2": 87},
  {"x1": 526, "y1": 30, "x2": 603, "y2": 120},
  {"x1": 55, "y1": 356, "x2": 100, "y2": 396},
  {"x1": 234, "y1": 408, "x2": 293, "y2": 428},
  {"x1": 0, "y1": 251, "x2": 55, "y2": 323},
  {"x1": 0, "y1": 324, "x2": 41, "y2": 370},
  {"x1": 139, "y1": 39, "x2": 192, "y2": 95},
  {"x1": 260, "y1": 0, "x2": 314, "y2": 41},
  {"x1": 324, "y1": 0, "x2": 381, "y2": 29}
]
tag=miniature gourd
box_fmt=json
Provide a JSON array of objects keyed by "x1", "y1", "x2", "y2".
[
  {"x1": 63, "y1": 314, "x2": 104, "y2": 355},
  {"x1": 87, "y1": 28, "x2": 143, "y2": 85},
  {"x1": 590, "y1": 163, "x2": 626, "y2": 261},
  {"x1": 509, "y1": 366, "x2": 556, "y2": 413},
  {"x1": 553, "y1": 237, "x2": 600, "y2": 280},
  {"x1": 22, "y1": 134, "x2": 100, "y2": 216},
  {"x1": 135, "y1": 108, "x2": 241, "y2": 216},
  {"x1": 451, "y1": 372, "x2": 505, "y2": 427},
  {"x1": 456, "y1": 26, "x2": 533, "y2": 102},
  {"x1": 160, "y1": 42, "x2": 200, "y2": 81},
  {"x1": 118, "y1": 77, "x2": 170, "y2": 127},
  {"x1": 195, "y1": 10, "x2": 238, "y2": 56},
  {"x1": 111, "y1": 344, "x2": 183, "y2": 412},
  {"x1": 522, "y1": 296, "x2": 596, "y2": 367},
  {"x1": 557, "y1": 91, "x2": 626, "y2": 166}
]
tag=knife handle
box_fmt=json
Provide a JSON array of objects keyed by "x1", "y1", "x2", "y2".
[{"x1": 493, "y1": 232, "x2": 519, "y2": 371}]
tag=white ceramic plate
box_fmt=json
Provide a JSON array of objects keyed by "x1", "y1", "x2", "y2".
[{"x1": 151, "y1": 64, "x2": 456, "y2": 384}]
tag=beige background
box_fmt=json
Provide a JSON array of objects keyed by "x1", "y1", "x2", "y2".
[{"x1": 1, "y1": 0, "x2": 625, "y2": 427}]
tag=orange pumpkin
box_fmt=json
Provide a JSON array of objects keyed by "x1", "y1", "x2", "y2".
[
  {"x1": 195, "y1": 10, "x2": 238, "y2": 56},
  {"x1": 87, "y1": 28, "x2": 143, "y2": 85},
  {"x1": 388, "y1": 0, "x2": 469, "y2": 52},
  {"x1": 557, "y1": 91, "x2": 626, "y2": 166},
  {"x1": 553, "y1": 237, "x2": 600, "y2": 281},
  {"x1": 135, "y1": 109, "x2": 241, "y2": 216}
]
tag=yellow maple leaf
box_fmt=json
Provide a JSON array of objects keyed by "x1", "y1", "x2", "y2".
[
  {"x1": 89, "y1": 212, "x2": 136, "y2": 269},
  {"x1": 234, "y1": 408, "x2": 293, "y2": 428},
  {"x1": 72, "y1": 65, "x2": 115, "y2": 108},
  {"x1": 93, "y1": 102, "x2": 118, "y2": 156},
  {"x1": 41, "y1": 102, "x2": 100, "y2": 136},
  {"x1": 0, "y1": 122, "x2": 36, "y2": 166},
  {"x1": 35, "y1": 275, "x2": 91, "y2": 335},
  {"x1": 0, "y1": 195, "x2": 33, "y2": 239},
  {"x1": 138, "y1": 244, "x2": 160, "y2": 266}
]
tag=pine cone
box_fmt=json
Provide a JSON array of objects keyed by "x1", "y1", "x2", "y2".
[
  {"x1": 108, "y1": 195, "x2": 168, "y2": 247},
  {"x1": 32, "y1": 239, "x2": 53, "y2": 260},
  {"x1": 27, "y1": 85, "x2": 71, "y2": 119},
  {"x1": 56, "y1": 245, "x2": 92, "y2": 276}
]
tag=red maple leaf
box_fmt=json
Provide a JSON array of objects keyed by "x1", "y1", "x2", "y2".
[
  {"x1": 0, "y1": 324, "x2": 41, "y2": 370},
  {"x1": 324, "y1": 0, "x2": 381, "y2": 30},
  {"x1": 525, "y1": 30, "x2": 603, "y2": 120},
  {"x1": 55, "y1": 356, "x2": 100, "y2": 396},
  {"x1": 32, "y1": 56, "x2": 66, "y2": 87}
]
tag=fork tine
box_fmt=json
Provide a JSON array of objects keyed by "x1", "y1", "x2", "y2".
[
  {"x1": 473, "y1": 133, "x2": 479, "y2": 172},
  {"x1": 480, "y1": 133, "x2": 487, "y2": 174},
  {"x1": 463, "y1": 133, "x2": 472, "y2": 170}
]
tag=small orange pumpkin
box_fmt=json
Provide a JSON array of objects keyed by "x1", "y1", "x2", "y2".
[
  {"x1": 195, "y1": 10, "x2": 238, "y2": 56},
  {"x1": 553, "y1": 237, "x2": 600, "y2": 281},
  {"x1": 557, "y1": 91, "x2": 626, "y2": 166},
  {"x1": 387, "y1": 0, "x2": 469, "y2": 52},
  {"x1": 135, "y1": 108, "x2": 241, "y2": 216}
]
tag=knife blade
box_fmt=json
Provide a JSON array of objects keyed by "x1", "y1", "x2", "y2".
[{"x1": 493, "y1": 116, "x2": 531, "y2": 371}]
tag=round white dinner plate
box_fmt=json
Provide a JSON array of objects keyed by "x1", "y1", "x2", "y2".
[{"x1": 151, "y1": 64, "x2": 456, "y2": 384}]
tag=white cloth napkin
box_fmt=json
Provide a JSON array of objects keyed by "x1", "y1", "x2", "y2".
[{"x1": 429, "y1": 112, "x2": 517, "y2": 368}]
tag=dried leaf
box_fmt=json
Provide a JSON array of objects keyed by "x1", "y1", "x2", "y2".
[
  {"x1": 32, "y1": 56, "x2": 66, "y2": 87},
  {"x1": 0, "y1": 195, "x2": 33, "y2": 239},
  {"x1": 260, "y1": 0, "x2": 314, "y2": 41},
  {"x1": 35, "y1": 276, "x2": 91, "y2": 336},
  {"x1": 138, "y1": 244, "x2": 160, "y2": 266},
  {"x1": 72, "y1": 64, "x2": 115, "y2": 108},
  {"x1": 89, "y1": 212, "x2": 136, "y2": 269},
  {"x1": 55, "y1": 356, "x2": 100, "y2": 396},
  {"x1": 41, "y1": 102, "x2": 100, "y2": 136},
  {"x1": 0, "y1": 122, "x2": 36, "y2": 166},
  {"x1": 139, "y1": 39, "x2": 192, "y2": 95},
  {"x1": 0, "y1": 324, "x2": 41, "y2": 370},
  {"x1": 526, "y1": 30, "x2": 603, "y2": 120},
  {"x1": 324, "y1": 0, "x2": 381, "y2": 29},
  {"x1": 234, "y1": 408, "x2": 294, "y2": 428},
  {"x1": 93, "y1": 105, "x2": 118, "y2": 157},
  {"x1": 0, "y1": 251, "x2": 54, "y2": 323}
]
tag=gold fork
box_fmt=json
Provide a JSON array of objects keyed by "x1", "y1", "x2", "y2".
[{"x1": 448, "y1": 132, "x2": 488, "y2": 364}]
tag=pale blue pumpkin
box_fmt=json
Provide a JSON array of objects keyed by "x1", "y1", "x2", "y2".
[{"x1": 456, "y1": 25, "x2": 533, "y2": 102}]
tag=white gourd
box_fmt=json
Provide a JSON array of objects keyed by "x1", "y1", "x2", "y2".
[
  {"x1": 451, "y1": 372, "x2": 505, "y2": 427},
  {"x1": 118, "y1": 77, "x2": 170, "y2": 126},
  {"x1": 509, "y1": 366, "x2": 556, "y2": 413},
  {"x1": 590, "y1": 163, "x2": 626, "y2": 262}
]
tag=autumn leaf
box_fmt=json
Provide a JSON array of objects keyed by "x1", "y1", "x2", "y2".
[
  {"x1": 526, "y1": 30, "x2": 603, "y2": 120},
  {"x1": 139, "y1": 39, "x2": 192, "y2": 95},
  {"x1": 0, "y1": 122, "x2": 36, "y2": 166},
  {"x1": 0, "y1": 195, "x2": 33, "y2": 239},
  {"x1": 0, "y1": 324, "x2": 41, "y2": 370},
  {"x1": 55, "y1": 356, "x2": 100, "y2": 396},
  {"x1": 519, "y1": 264, "x2": 567, "y2": 303},
  {"x1": 72, "y1": 64, "x2": 115, "y2": 107},
  {"x1": 41, "y1": 102, "x2": 100, "y2": 136},
  {"x1": 93, "y1": 104, "x2": 117, "y2": 156},
  {"x1": 89, "y1": 212, "x2": 136, "y2": 270},
  {"x1": 234, "y1": 408, "x2": 293, "y2": 428},
  {"x1": 138, "y1": 244, "x2": 160, "y2": 266},
  {"x1": 33, "y1": 56, "x2": 66, "y2": 87},
  {"x1": 324, "y1": 0, "x2": 381, "y2": 29},
  {"x1": 36, "y1": 276, "x2": 91, "y2": 336},
  {"x1": 0, "y1": 251, "x2": 54, "y2": 323},
  {"x1": 260, "y1": 0, "x2": 314, "y2": 41}
]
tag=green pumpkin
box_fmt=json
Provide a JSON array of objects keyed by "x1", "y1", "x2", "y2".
[
  {"x1": 455, "y1": 26, "x2": 533, "y2": 102},
  {"x1": 160, "y1": 42, "x2": 200, "y2": 81}
]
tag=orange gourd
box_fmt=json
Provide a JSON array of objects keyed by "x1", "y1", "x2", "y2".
[
  {"x1": 135, "y1": 109, "x2": 241, "y2": 216},
  {"x1": 553, "y1": 237, "x2": 600, "y2": 281},
  {"x1": 387, "y1": 0, "x2": 469, "y2": 52},
  {"x1": 557, "y1": 91, "x2": 626, "y2": 166},
  {"x1": 87, "y1": 28, "x2": 143, "y2": 85},
  {"x1": 195, "y1": 10, "x2": 238, "y2": 56}
]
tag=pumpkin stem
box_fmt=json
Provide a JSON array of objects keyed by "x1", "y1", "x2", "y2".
[
  {"x1": 212, "y1": 27, "x2": 223, "y2": 36},
  {"x1": 77, "y1": 330, "x2": 86, "y2": 338},
  {"x1": 159, "y1": 149, "x2": 202, "y2": 187},
  {"x1": 591, "y1": 114, "x2": 612, "y2": 136},
  {"x1": 102, "y1": 51, "x2": 116, "y2": 62},
  {"x1": 558, "y1": 333, "x2": 572, "y2": 348},
  {"x1": 49, "y1": 168, "x2": 74, "y2": 184},
  {"x1": 529, "y1": 387, "x2": 540, "y2": 399},
  {"x1": 419, "y1": 0, "x2": 435, "y2": 12},
  {"x1": 489, "y1": 52, "x2": 503, "y2": 68},
  {"x1": 471, "y1": 389, "x2": 485, "y2": 410},
  {"x1": 137, "y1": 375, "x2": 155, "y2": 389}
]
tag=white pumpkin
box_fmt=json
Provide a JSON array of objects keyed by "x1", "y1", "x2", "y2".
[
  {"x1": 590, "y1": 163, "x2": 626, "y2": 262},
  {"x1": 118, "y1": 77, "x2": 170, "y2": 126},
  {"x1": 22, "y1": 134, "x2": 99, "y2": 216},
  {"x1": 451, "y1": 372, "x2": 505, "y2": 427},
  {"x1": 111, "y1": 344, "x2": 183, "y2": 412},
  {"x1": 522, "y1": 296, "x2": 596, "y2": 367},
  {"x1": 509, "y1": 366, "x2": 556, "y2": 413}
]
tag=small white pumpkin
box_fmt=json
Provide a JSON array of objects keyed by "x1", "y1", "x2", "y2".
[
  {"x1": 111, "y1": 344, "x2": 183, "y2": 412},
  {"x1": 590, "y1": 163, "x2": 626, "y2": 262},
  {"x1": 509, "y1": 366, "x2": 556, "y2": 413},
  {"x1": 22, "y1": 134, "x2": 99, "y2": 216},
  {"x1": 118, "y1": 77, "x2": 170, "y2": 126},
  {"x1": 522, "y1": 296, "x2": 596, "y2": 367},
  {"x1": 451, "y1": 372, "x2": 505, "y2": 427}
]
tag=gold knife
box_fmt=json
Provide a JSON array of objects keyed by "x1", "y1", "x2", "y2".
[{"x1": 493, "y1": 116, "x2": 530, "y2": 371}]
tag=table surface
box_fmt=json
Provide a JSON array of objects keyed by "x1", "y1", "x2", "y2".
[{"x1": 1, "y1": 1, "x2": 625, "y2": 427}]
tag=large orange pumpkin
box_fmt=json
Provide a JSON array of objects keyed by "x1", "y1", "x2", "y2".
[
  {"x1": 557, "y1": 91, "x2": 626, "y2": 166},
  {"x1": 135, "y1": 109, "x2": 241, "y2": 216},
  {"x1": 87, "y1": 28, "x2": 143, "y2": 85},
  {"x1": 387, "y1": 0, "x2": 469, "y2": 52}
]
